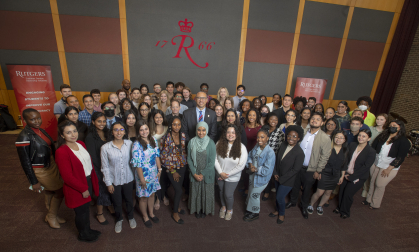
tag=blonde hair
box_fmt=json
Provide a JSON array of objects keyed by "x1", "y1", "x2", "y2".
[
  {"x1": 157, "y1": 90, "x2": 171, "y2": 110},
  {"x1": 217, "y1": 87, "x2": 230, "y2": 101},
  {"x1": 352, "y1": 108, "x2": 363, "y2": 116}
]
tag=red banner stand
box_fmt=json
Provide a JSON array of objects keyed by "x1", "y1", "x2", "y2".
[{"x1": 294, "y1": 77, "x2": 327, "y2": 104}]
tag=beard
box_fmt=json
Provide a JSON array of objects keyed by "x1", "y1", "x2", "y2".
[{"x1": 310, "y1": 125, "x2": 320, "y2": 129}]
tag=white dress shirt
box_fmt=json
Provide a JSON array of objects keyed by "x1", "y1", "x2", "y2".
[
  {"x1": 300, "y1": 129, "x2": 319, "y2": 167},
  {"x1": 71, "y1": 142, "x2": 93, "y2": 176}
]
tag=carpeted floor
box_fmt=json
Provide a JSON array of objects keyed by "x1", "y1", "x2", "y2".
[{"x1": 1, "y1": 134, "x2": 418, "y2": 252}]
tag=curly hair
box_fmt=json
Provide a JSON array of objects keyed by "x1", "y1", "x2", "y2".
[
  {"x1": 356, "y1": 96, "x2": 373, "y2": 106},
  {"x1": 135, "y1": 119, "x2": 156, "y2": 150},
  {"x1": 293, "y1": 96, "x2": 307, "y2": 108},
  {"x1": 216, "y1": 124, "x2": 242, "y2": 160}
]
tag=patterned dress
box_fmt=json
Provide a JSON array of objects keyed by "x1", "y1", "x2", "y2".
[
  {"x1": 131, "y1": 139, "x2": 161, "y2": 198},
  {"x1": 189, "y1": 150, "x2": 215, "y2": 215}
]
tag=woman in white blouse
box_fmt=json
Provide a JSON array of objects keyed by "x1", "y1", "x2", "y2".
[
  {"x1": 101, "y1": 122, "x2": 136, "y2": 233},
  {"x1": 215, "y1": 124, "x2": 248, "y2": 220}
]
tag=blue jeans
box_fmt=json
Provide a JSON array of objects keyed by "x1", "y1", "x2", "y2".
[{"x1": 275, "y1": 181, "x2": 293, "y2": 216}]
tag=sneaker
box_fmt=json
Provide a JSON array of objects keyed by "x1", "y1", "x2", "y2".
[
  {"x1": 307, "y1": 205, "x2": 314, "y2": 214},
  {"x1": 317, "y1": 206, "x2": 324, "y2": 216},
  {"x1": 225, "y1": 211, "x2": 233, "y2": 221},
  {"x1": 219, "y1": 208, "x2": 226, "y2": 219},
  {"x1": 129, "y1": 218, "x2": 137, "y2": 229},
  {"x1": 271, "y1": 188, "x2": 276, "y2": 192},
  {"x1": 115, "y1": 220, "x2": 123, "y2": 233}
]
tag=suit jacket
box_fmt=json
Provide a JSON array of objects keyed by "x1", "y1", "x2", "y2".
[
  {"x1": 181, "y1": 107, "x2": 217, "y2": 144},
  {"x1": 273, "y1": 142, "x2": 305, "y2": 187},
  {"x1": 345, "y1": 142, "x2": 376, "y2": 182}
]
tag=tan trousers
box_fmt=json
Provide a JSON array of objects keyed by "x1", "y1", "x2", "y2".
[{"x1": 366, "y1": 164, "x2": 398, "y2": 208}]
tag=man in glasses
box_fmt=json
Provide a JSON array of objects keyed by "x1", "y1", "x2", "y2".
[
  {"x1": 166, "y1": 92, "x2": 188, "y2": 115},
  {"x1": 198, "y1": 83, "x2": 212, "y2": 107},
  {"x1": 101, "y1": 101, "x2": 122, "y2": 129}
]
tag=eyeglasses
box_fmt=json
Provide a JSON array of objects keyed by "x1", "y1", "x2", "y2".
[
  {"x1": 201, "y1": 87, "x2": 208, "y2": 90},
  {"x1": 286, "y1": 114, "x2": 295, "y2": 117},
  {"x1": 196, "y1": 97, "x2": 206, "y2": 100},
  {"x1": 175, "y1": 96, "x2": 183, "y2": 98},
  {"x1": 104, "y1": 107, "x2": 114, "y2": 110},
  {"x1": 287, "y1": 135, "x2": 298, "y2": 138},
  {"x1": 113, "y1": 128, "x2": 125, "y2": 132},
  {"x1": 326, "y1": 123, "x2": 336, "y2": 126}
]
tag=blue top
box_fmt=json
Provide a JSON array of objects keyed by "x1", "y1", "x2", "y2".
[
  {"x1": 78, "y1": 109, "x2": 96, "y2": 126},
  {"x1": 247, "y1": 144, "x2": 276, "y2": 188},
  {"x1": 196, "y1": 107, "x2": 206, "y2": 122}
]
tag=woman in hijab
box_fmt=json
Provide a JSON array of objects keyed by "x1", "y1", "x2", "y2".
[{"x1": 187, "y1": 122, "x2": 216, "y2": 219}]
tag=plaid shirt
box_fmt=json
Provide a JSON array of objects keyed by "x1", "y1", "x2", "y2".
[{"x1": 78, "y1": 109, "x2": 96, "y2": 126}]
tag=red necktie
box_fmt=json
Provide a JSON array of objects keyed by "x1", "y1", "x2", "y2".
[{"x1": 199, "y1": 111, "x2": 203, "y2": 122}]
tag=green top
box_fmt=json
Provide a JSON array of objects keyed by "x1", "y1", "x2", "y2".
[{"x1": 187, "y1": 139, "x2": 216, "y2": 184}]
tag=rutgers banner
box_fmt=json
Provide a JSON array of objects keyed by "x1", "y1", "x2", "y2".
[
  {"x1": 7, "y1": 65, "x2": 58, "y2": 140},
  {"x1": 294, "y1": 77, "x2": 327, "y2": 104}
]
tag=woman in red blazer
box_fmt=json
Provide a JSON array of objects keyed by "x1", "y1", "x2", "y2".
[{"x1": 55, "y1": 120, "x2": 101, "y2": 243}]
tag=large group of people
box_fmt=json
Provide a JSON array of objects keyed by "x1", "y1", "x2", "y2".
[{"x1": 15, "y1": 80, "x2": 410, "y2": 242}]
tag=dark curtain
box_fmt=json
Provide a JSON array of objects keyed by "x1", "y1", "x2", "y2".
[{"x1": 371, "y1": 0, "x2": 419, "y2": 114}]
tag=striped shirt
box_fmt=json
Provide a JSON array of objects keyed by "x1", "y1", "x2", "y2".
[{"x1": 100, "y1": 139, "x2": 134, "y2": 186}]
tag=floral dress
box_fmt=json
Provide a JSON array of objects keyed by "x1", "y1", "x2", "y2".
[{"x1": 131, "y1": 138, "x2": 161, "y2": 198}]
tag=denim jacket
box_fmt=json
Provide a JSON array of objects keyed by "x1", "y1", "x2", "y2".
[{"x1": 247, "y1": 144, "x2": 276, "y2": 188}]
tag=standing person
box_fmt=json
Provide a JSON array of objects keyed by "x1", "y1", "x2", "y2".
[
  {"x1": 123, "y1": 110, "x2": 138, "y2": 141},
  {"x1": 78, "y1": 95, "x2": 96, "y2": 126},
  {"x1": 160, "y1": 116, "x2": 188, "y2": 224},
  {"x1": 273, "y1": 94, "x2": 295, "y2": 125},
  {"x1": 121, "y1": 79, "x2": 131, "y2": 94},
  {"x1": 266, "y1": 93, "x2": 282, "y2": 113},
  {"x1": 188, "y1": 122, "x2": 216, "y2": 218},
  {"x1": 299, "y1": 107, "x2": 312, "y2": 134},
  {"x1": 166, "y1": 81, "x2": 175, "y2": 101},
  {"x1": 90, "y1": 89, "x2": 102, "y2": 112},
  {"x1": 131, "y1": 120, "x2": 161, "y2": 228},
  {"x1": 54, "y1": 84, "x2": 72, "y2": 119},
  {"x1": 64, "y1": 106, "x2": 88, "y2": 142},
  {"x1": 350, "y1": 96, "x2": 376, "y2": 127},
  {"x1": 334, "y1": 129, "x2": 375, "y2": 219},
  {"x1": 16, "y1": 108, "x2": 65, "y2": 229},
  {"x1": 323, "y1": 118, "x2": 339, "y2": 139},
  {"x1": 85, "y1": 112, "x2": 115, "y2": 225},
  {"x1": 239, "y1": 99, "x2": 253, "y2": 125},
  {"x1": 215, "y1": 124, "x2": 247, "y2": 220},
  {"x1": 101, "y1": 122, "x2": 136, "y2": 233},
  {"x1": 261, "y1": 112, "x2": 284, "y2": 201},
  {"x1": 222, "y1": 109, "x2": 247, "y2": 146},
  {"x1": 131, "y1": 88, "x2": 141, "y2": 109},
  {"x1": 259, "y1": 95, "x2": 267, "y2": 106},
  {"x1": 181, "y1": 91, "x2": 217, "y2": 143},
  {"x1": 365, "y1": 120, "x2": 410, "y2": 209},
  {"x1": 293, "y1": 96, "x2": 307, "y2": 113},
  {"x1": 270, "y1": 125, "x2": 304, "y2": 224},
  {"x1": 118, "y1": 98, "x2": 139, "y2": 119},
  {"x1": 108, "y1": 93, "x2": 120, "y2": 117},
  {"x1": 223, "y1": 97, "x2": 235, "y2": 111},
  {"x1": 166, "y1": 91, "x2": 188, "y2": 115},
  {"x1": 279, "y1": 109, "x2": 298, "y2": 134},
  {"x1": 307, "y1": 131, "x2": 348, "y2": 216},
  {"x1": 259, "y1": 105, "x2": 270, "y2": 126},
  {"x1": 139, "y1": 84, "x2": 149, "y2": 100},
  {"x1": 307, "y1": 97, "x2": 316, "y2": 109},
  {"x1": 334, "y1": 101, "x2": 351, "y2": 126},
  {"x1": 116, "y1": 89, "x2": 127, "y2": 101},
  {"x1": 55, "y1": 120, "x2": 100, "y2": 242},
  {"x1": 213, "y1": 104, "x2": 224, "y2": 143},
  {"x1": 154, "y1": 90, "x2": 170, "y2": 114},
  {"x1": 199, "y1": 83, "x2": 212, "y2": 107},
  {"x1": 182, "y1": 87, "x2": 197, "y2": 108},
  {"x1": 175, "y1": 82, "x2": 185, "y2": 92},
  {"x1": 151, "y1": 83, "x2": 162, "y2": 106},
  {"x1": 217, "y1": 87, "x2": 229, "y2": 106},
  {"x1": 244, "y1": 108, "x2": 262, "y2": 152},
  {"x1": 102, "y1": 101, "x2": 122, "y2": 129},
  {"x1": 165, "y1": 100, "x2": 184, "y2": 126},
  {"x1": 314, "y1": 103, "x2": 325, "y2": 115},
  {"x1": 233, "y1": 85, "x2": 247, "y2": 110},
  {"x1": 344, "y1": 117, "x2": 364, "y2": 145},
  {"x1": 252, "y1": 97, "x2": 262, "y2": 112},
  {"x1": 243, "y1": 128, "x2": 276, "y2": 222},
  {"x1": 286, "y1": 112, "x2": 332, "y2": 219},
  {"x1": 138, "y1": 102, "x2": 151, "y2": 123}
]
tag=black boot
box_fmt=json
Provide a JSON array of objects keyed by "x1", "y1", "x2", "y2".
[
  {"x1": 243, "y1": 212, "x2": 259, "y2": 222},
  {"x1": 77, "y1": 212, "x2": 99, "y2": 243}
]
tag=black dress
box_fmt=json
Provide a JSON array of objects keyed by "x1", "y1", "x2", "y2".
[
  {"x1": 76, "y1": 121, "x2": 88, "y2": 142},
  {"x1": 318, "y1": 148, "x2": 345, "y2": 190}
]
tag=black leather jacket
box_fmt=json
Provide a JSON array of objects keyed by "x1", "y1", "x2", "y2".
[{"x1": 15, "y1": 126, "x2": 55, "y2": 185}]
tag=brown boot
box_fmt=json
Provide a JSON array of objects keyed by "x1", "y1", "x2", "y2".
[
  {"x1": 45, "y1": 197, "x2": 62, "y2": 229},
  {"x1": 44, "y1": 191, "x2": 54, "y2": 210}
]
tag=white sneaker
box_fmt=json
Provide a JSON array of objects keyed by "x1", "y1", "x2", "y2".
[
  {"x1": 271, "y1": 188, "x2": 276, "y2": 192},
  {"x1": 115, "y1": 220, "x2": 123, "y2": 233},
  {"x1": 219, "y1": 208, "x2": 226, "y2": 219},
  {"x1": 225, "y1": 211, "x2": 233, "y2": 221},
  {"x1": 129, "y1": 218, "x2": 137, "y2": 229}
]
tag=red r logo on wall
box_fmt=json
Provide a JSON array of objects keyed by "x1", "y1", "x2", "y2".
[{"x1": 155, "y1": 19, "x2": 214, "y2": 68}]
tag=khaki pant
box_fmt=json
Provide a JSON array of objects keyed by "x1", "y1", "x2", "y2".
[{"x1": 366, "y1": 164, "x2": 398, "y2": 208}]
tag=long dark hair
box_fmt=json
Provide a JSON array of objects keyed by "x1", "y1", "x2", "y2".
[
  {"x1": 138, "y1": 102, "x2": 151, "y2": 121},
  {"x1": 298, "y1": 107, "x2": 312, "y2": 126},
  {"x1": 149, "y1": 109, "x2": 167, "y2": 135},
  {"x1": 57, "y1": 120, "x2": 77, "y2": 148},
  {"x1": 222, "y1": 109, "x2": 242, "y2": 132},
  {"x1": 108, "y1": 121, "x2": 128, "y2": 141},
  {"x1": 119, "y1": 98, "x2": 139, "y2": 116},
  {"x1": 216, "y1": 124, "x2": 242, "y2": 160},
  {"x1": 245, "y1": 108, "x2": 261, "y2": 127},
  {"x1": 123, "y1": 109, "x2": 138, "y2": 139},
  {"x1": 135, "y1": 119, "x2": 156, "y2": 150},
  {"x1": 338, "y1": 101, "x2": 350, "y2": 113},
  {"x1": 259, "y1": 95, "x2": 267, "y2": 105},
  {"x1": 323, "y1": 117, "x2": 340, "y2": 139},
  {"x1": 88, "y1": 112, "x2": 109, "y2": 141},
  {"x1": 285, "y1": 109, "x2": 297, "y2": 123},
  {"x1": 332, "y1": 130, "x2": 349, "y2": 169},
  {"x1": 377, "y1": 119, "x2": 406, "y2": 144}
]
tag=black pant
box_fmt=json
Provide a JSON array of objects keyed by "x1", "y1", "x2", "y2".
[
  {"x1": 157, "y1": 169, "x2": 170, "y2": 201},
  {"x1": 290, "y1": 167, "x2": 316, "y2": 208},
  {"x1": 74, "y1": 201, "x2": 91, "y2": 236},
  {"x1": 338, "y1": 178, "x2": 365, "y2": 217},
  {"x1": 111, "y1": 181, "x2": 134, "y2": 221},
  {"x1": 165, "y1": 166, "x2": 186, "y2": 213},
  {"x1": 182, "y1": 164, "x2": 190, "y2": 195}
]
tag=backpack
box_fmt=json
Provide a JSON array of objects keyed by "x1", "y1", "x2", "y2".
[{"x1": 0, "y1": 104, "x2": 17, "y2": 131}]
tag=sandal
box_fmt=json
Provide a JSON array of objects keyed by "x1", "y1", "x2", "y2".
[
  {"x1": 96, "y1": 213, "x2": 109, "y2": 225},
  {"x1": 369, "y1": 205, "x2": 378, "y2": 210},
  {"x1": 361, "y1": 200, "x2": 369, "y2": 206},
  {"x1": 333, "y1": 208, "x2": 340, "y2": 214}
]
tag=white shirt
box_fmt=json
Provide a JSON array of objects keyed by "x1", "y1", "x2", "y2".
[
  {"x1": 214, "y1": 143, "x2": 248, "y2": 182},
  {"x1": 300, "y1": 129, "x2": 319, "y2": 166},
  {"x1": 100, "y1": 140, "x2": 134, "y2": 186},
  {"x1": 374, "y1": 142, "x2": 399, "y2": 170},
  {"x1": 71, "y1": 142, "x2": 93, "y2": 176}
]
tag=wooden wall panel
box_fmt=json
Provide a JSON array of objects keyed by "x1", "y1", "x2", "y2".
[{"x1": 236, "y1": 0, "x2": 250, "y2": 94}]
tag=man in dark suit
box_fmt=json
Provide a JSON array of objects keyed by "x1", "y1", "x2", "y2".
[
  {"x1": 182, "y1": 91, "x2": 217, "y2": 144},
  {"x1": 272, "y1": 94, "x2": 300, "y2": 125},
  {"x1": 102, "y1": 101, "x2": 122, "y2": 129}
]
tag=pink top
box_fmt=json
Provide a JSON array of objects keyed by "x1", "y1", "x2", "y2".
[{"x1": 347, "y1": 149, "x2": 361, "y2": 174}]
